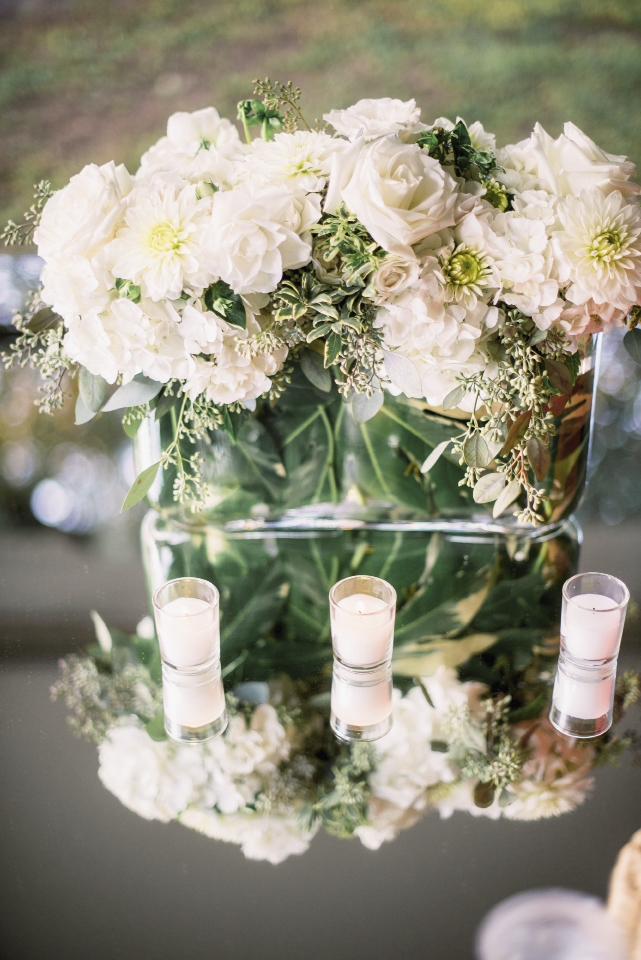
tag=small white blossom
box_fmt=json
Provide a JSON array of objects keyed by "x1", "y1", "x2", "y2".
[{"x1": 324, "y1": 97, "x2": 422, "y2": 141}]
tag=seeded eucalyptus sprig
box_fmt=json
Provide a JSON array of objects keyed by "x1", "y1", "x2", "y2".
[
  {"x1": 435, "y1": 309, "x2": 580, "y2": 525},
  {"x1": 1, "y1": 180, "x2": 54, "y2": 246}
]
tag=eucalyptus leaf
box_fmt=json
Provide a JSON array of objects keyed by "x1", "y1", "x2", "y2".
[
  {"x1": 103, "y1": 375, "x2": 163, "y2": 412},
  {"x1": 474, "y1": 781, "x2": 495, "y2": 808},
  {"x1": 204, "y1": 280, "x2": 246, "y2": 329},
  {"x1": 473, "y1": 471, "x2": 506, "y2": 503},
  {"x1": 383, "y1": 350, "x2": 423, "y2": 399},
  {"x1": 79, "y1": 367, "x2": 108, "y2": 412},
  {"x1": 75, "y1": 394, "x2": 97, "y2": 425},
  {"x1": 528, "y1": 327, "x2": 547, "y2": 346},
  {"x1": 121, "y1": 460, "x2": 161, "y2": 511},
  {"x1": 351, "y1": 390, "x2": 383, "y2": 424},
  {"x1": 122, "y1": 411, "x2": 144, "y2": 439},
  {"x1": 393, "y1": 632, "x2": 498, "y2": 676},
  {"x1": 545, "y1": 357, "x2": 572, "y2": 395},
  {"x1": 526, "y1": 435, "x2": 551, "y2": 482},
  {"x1": 463, "y1": 433, "x2": 490, "y2": 469},
  {"x1": 420, "y1": 439, "x2": 451, "y2": 474},
  {"x1": 26, "y1": 306, "x2": 59, "y2": 334},
  {"x1": 501, "y1": 410, "x2": 531, "y2": 455},
  {"x1": 442, "y1": 384, "x2": 465, "y2": 411},
  {"x1": 624, "y1": 328, "x2": 641, "y2": 365},
  {"x1": 492, "y1": 479, "x2": 521, "y2": 518},
  {"x1": 300, "y1": 349, "x2": 332, "y2": 392},
  {"x1": 145, "y1": 714, "x2": 168, "y2": 741},
  {"x1": 154, "y1": 390, "x2": 179, "y2": 421}
]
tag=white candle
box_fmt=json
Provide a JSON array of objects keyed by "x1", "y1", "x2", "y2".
[
  {"x1": 562, "y1": 593, "x2": 622, "y2": 661},
  {"x1": 163, "y1": 671, "x2": 226, "y2": 729},
  {"x1": 156, "y1": 596, "x2": 220, "y2": 668},
  {"x1": 332, "y1": 593, "x2": 394, "y2": 667},
  {"x1": 331, "y1": 672, "x2": 393, "y2": 727},
  {"x1": 553, "y1": 670, "x2": 614, "y2": 721}
]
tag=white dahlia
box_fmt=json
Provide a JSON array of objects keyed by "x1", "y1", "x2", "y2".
[
  {"x1": 244, "y1": 130, "x2": 341, "y2": 192},
  {"x1": 108, "y1": 182, "x2": 212, "y2": 301},
  {"x1": 554, "y1": 188, "x2": 641, "y2": 313}
]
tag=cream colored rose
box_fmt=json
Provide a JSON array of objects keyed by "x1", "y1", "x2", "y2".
[
  {"x1": 324, "y1": 97, "x2": 421, "y2": 141},
  {"x1": 370, "y1": 254, "x2": 420, "y2": 303},
  {"x1": 325, "y1": 135, "x2": 461, "y2": 258},
  {"x1": 528, "y1": 122, "x2": 640, "y2": 199}
]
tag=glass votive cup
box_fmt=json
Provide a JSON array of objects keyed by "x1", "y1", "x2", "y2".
[
  {"x1": 549, "y1": 655, "x2": 616, "y2": 739},
  {"x1": 329, "y1": 575, "x2": 396, "y2": 669},
  {"x1": 153, "y1": 577, "x2": 220, "y2": 669},
  {"x1": 561, "y1": 572, "x2": 629, "y2": 666},
  {"x1": 476, "y1": 888, "x2": 626, "y2": 960},
  {"x1": 162, "y1": 661, "x2": 227, "y2": 744},
  {"x1": 330, "y1": 659, "x2": 393, "y2": 743}
]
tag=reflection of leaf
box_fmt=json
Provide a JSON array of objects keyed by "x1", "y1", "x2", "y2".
[
  {"x1": 393, "y1": 632, "x2": 498, "y2": 676},
  {"x1": 396, "y1": 576, "x2": 493, "y2": 643},
  {"x1": 624, "y1": 328, "x2": 641, "y2": 364}
]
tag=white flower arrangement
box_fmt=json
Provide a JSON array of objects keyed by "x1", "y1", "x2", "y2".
[
  {"x1": 54, "y1": 632, "x2": 634, "y2": 865},
  {"x1": 4, "y1": 80, "x2": 641, "y2": 521}
]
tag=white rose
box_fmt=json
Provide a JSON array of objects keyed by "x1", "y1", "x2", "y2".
[
  {"x1": 370, "y1": 254, "x2": 421, "y2": 303},
  {"x1": 324, "y1": 97, "x2": 421, "y2": 141},
  {"x1": 325, "y1": 135, "x2": 461, "y2": 258},
  {"x1": 203, "y1": 185, "x2": 313, "y2": 294},
  {"x1": 35, "y1": 160, "x2": 134, "y2": 262},
  {"x1": 525, "y1": 122, "x2": 640, "y2": 199},
  {"x1": 97, "y1": 725, "x2": 208, "y2": 822}
]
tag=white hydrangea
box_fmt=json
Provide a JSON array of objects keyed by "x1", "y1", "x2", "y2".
[
  {"x1": 375, "y1": 288, "x2": 487, "y2": 406},
  {"x1": 203, "y1": 184, "x2": 318, "y2": 294},
  {"x1": 185, "y1": 308, "x2": 287, "y2": 405},
  {"x1": 107, "y1": 181, "x2": 213, "y2": 301},
  {"x1": 180, "y1": 808, "x2": 317, "y2": 864},
  {"x1": 97, "y1": 724, "x2": 209, "y2": 822},
  {"x1": 243, "y1": 130, "x2": 341, "y2": 192},
  {"x1": 324, "y1": 97, "x2": 422, "y2": 141}
]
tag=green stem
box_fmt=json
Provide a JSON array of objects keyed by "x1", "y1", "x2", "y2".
[
  {"x1": 315, "y1": 405, "x2": 337, "y2": 504},
  {"x1": 282, "y1": 408, "x2": 322, "y2": 446},
  {"x1": 360, "y1": 422, "x2": 392, "y2": 498},
  {"x1": 241, "y1": 112, "x2": 252, "y2": 145}
]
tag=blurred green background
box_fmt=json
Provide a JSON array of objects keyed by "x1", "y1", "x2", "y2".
[{"x1": 1, "y1": 0, "x2": 641, "y2": 535}]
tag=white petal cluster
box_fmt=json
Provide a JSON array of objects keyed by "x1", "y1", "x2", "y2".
[{"x1": 36, "y1": 98, "x2": 641, "y2": 409}]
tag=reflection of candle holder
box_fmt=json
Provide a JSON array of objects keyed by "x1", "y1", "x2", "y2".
[
  {"x1": 153, "y1": 577, "x2": 220, "y2": 670},
  {"x1": 550, "y1": 659, "x2": 616, "y2": 739},
  {"x1": 330, "y1": 660, "x2": 393, "y2": 743},
  {"x1": 550, "y1": 572, "x2": 629, "y2": 739},
  {"x1": 162, "y1": 662, "x2": 227, "y2": 744},
  {"x1": 329, "y1": 575, "x2": 396, "y2": 669}
]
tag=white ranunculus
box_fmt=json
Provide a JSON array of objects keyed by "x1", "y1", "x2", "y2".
[
  {"x1": 370, "y1": 254, "x2": 421, "y2": 303},
  {"x1": 521, "y1": 122, "x2": 639, "y2": 200},
  {"x1": 244, "y1": 131, "x2": 341, "y2": 192},
  {"x1": 107, "y1": 181, "x2": 212, "y2": 301},
  {"x1": 178, "y1": 301, "x2": 225, "y2": 355},
  {"x1": 324, "y1": 97, "x2": 422, "y2": 141},
  {"x1": 63, "y1": 298, "x2": 149, "y2": 384},
  {"x1": 375, "y1": 289, "x2": 486, "y2": 406},
  {"x1": 134, "y1": 298, "x2": 197, "y2": 382},
  {"x1": 325, "y1": 135, "x2": 461, "y2": 258},
  {"x1": 553, "y1": 188, "x2": 641, "y2": 313},
  {"x1": 203, "y1": 185, "x2": 314, "y2": 294},
  {"x1": 35, "y1": 160, "x2": 134, "y2": 262},
  {"x1": 98, "y1": 724, "x2": 208, "y2": 822}
]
